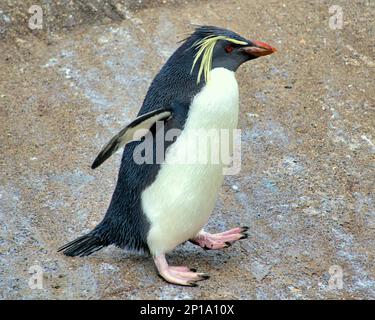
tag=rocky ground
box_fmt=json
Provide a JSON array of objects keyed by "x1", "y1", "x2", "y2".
[{"x1": 0, "y1": 0, "x2": 374, "y2": 299}]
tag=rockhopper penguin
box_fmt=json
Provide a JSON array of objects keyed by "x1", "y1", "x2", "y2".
[{"x1": 59, "y1": 26, "x2": 276, "y2": 286}]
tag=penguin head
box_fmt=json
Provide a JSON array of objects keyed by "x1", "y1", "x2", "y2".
[{"x1": 186, "y1": 26, "x2": 277, "y2": 83}]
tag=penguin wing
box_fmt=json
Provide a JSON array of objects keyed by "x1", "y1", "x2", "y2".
[{"x1": 91, "y1": 108, "x2": 172, "y2": 169}]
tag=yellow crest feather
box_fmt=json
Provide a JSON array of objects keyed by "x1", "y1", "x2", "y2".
[{"x1": 191, "y1": 36, "x2": 247, "y2": 84}]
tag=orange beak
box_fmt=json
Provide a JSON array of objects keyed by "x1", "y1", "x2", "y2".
[{"x1": 242, "y1": 40, "x2": 277, "y2": 57}]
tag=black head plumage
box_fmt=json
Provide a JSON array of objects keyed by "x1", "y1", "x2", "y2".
[
  {"x1": 182, "y1": 25, "x2": 249, "y2": 46},
  {"x1": 139, "y1": 25, "x2": 256, "y2": 115}
]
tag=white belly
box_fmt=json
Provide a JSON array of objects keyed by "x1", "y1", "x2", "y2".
[{"x1": 141, "y1": 68, "x2": 239, "y2": 255}]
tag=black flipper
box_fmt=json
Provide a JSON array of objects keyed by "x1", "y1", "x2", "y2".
[
  {"x1": 91, "y1": 108, "x2": 172, "y2": 169},
  {"x1": 58, "y1": 233, "x2": 106, "y2": 257}
]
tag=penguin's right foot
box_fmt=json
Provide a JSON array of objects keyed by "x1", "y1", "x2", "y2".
[{"x1": 153, "y1": 254, "x2": 209, "y2": 286}]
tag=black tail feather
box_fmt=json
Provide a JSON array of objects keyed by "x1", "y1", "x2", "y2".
[{"x1": 58, "y1": 233, "x2": 105, "y2": 257}]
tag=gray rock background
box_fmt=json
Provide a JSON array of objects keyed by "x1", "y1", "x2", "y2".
[{"x1": 0, "y1": 0, "x2": 374, "y2": 299}]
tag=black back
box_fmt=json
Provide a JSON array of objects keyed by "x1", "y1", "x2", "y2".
[{"x1": 89, "y1": 28, "x2": 209, "y2": 252}]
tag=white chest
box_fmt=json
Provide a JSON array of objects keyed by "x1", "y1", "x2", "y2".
[
  {"x1": 185, "y1": 68, "x2": 239, "y2": 130},
  {"x1": 142, "y1": 68, "x2": 240, "y2": 255}
]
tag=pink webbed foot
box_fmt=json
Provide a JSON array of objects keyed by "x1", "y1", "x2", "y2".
[
  {"x1": 189, "y1": 226, "x2": 249, "y2": 250},
  {"x1": 153, "y1": 254, "x2": 209, "y2": 287}
]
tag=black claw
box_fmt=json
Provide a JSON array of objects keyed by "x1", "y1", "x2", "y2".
[
  {"x1": 200, "y1": 274, "x2": 210, "y2": 280},
  {"x1": 240, "y1": 233, "x2": 248, "y2": 239},
  {"x1": 203, "y1": 245, "x2": 209, "y2": 251},
  {"x1": 241, "y1": 226, "x2": 250, "y2": 232},
  {"x1": 188, "y1": 282, "x2": 198, "y2": 287},
  {"x1": 190, "y1": 268, "x2": 197, "y2": 272},
  {"x1": 225, "y1": 242, "x2": 232, "y2": 247}
]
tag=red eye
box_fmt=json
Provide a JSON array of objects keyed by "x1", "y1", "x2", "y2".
[{"x1": 225, "y1": 44, "x2": 233, "y2": 53}]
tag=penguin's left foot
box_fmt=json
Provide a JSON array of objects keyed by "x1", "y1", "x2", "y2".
[
  {"x1": 153, "y1": 254, "x2": 209, "y2": 286},
  {"x1": 189, "y1": 227, "x2": 249, "y2": 250}
]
